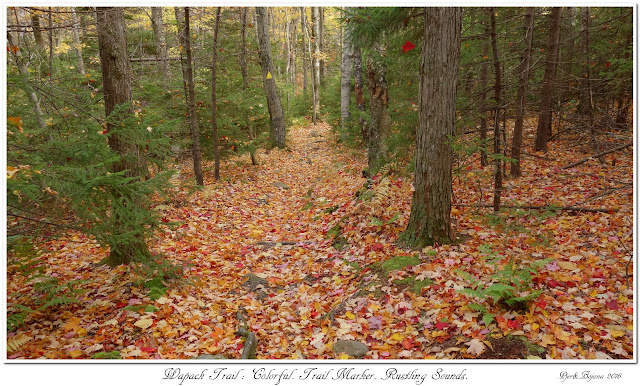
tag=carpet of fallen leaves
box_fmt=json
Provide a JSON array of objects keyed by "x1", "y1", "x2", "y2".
[{"x1": 6, "y1": 120, "x2": 634, "y2": 360}]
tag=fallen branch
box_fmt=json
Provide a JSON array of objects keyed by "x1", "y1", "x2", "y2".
[
  {"x1": 452, "y1": 203, "x2": 619, "y2": 213},
  {"x1": 236, "y1": 307, "x2": 258, "y2": 359},
  {"x1": 561, "y1": 142, "x2": 632, "y2": 169}
]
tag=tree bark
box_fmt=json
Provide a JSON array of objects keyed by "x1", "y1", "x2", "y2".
[
  {"x1": 176, "y1": 7, "x2": 204, "y2": 185},
  {"x1": 490, "y1": 7, "x2": 502, "y2": 212},
  {"x1": 365, "y1": 48, "x2": 390, "y2": 174},
  {"x1": 150, "y1": 7, "x2": 170, "y2": 79},
  {"x1": 400, "y1": 7, "x2": 462, "y2": 248},
  {"x1": 340, "y1": 7, "x2": 354, "y2": 133},
  {"x1": 211, "y1": 7, "x2": 222, "y2": 180},
  {"x1": 96, "y1": 7, "x2": 151, "y2": 266},
  {"x1": 510, "y1": 7, "x2": 535, "y2": 177},
  {"x1": 478, "y1": 14, "x2": 490, "y2": 167},
  {"x1": 239, "y1": 8, "x2": 257, "y2": 165},
  {"x1": 300, "y1": 7, "x2": 308, "y2": 96},
  {"x1": 7, "y1": 32, "x2": 47, "y2": 129},
  {"x1": 71, "y1": 8, "x2": 86, "y2": 76},
  {"x1": 353, "y1": 43, "x2": 367, "y2": 144},
  {"x1": 534, "y1": 7, "x2": 562, "y2": 151},
  {"x1": 311, "y1": 7, "x2": 321, "y2": 123},
  {"x1": 256, "y1": 7, "x2": 286, "y2": 148},
  {"x1": 578, "y1": 7, "x2": 594, "y2": 123},
  {"x1": 319, "y1": 7, "x2": 325, "y2": 83}
]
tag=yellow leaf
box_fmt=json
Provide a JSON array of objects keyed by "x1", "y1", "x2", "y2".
[
  {"x1": 388, "y1": 333, "x2": 403, "y2": 343},
  {"x1": 338, "y1": 353, "x2": 351, "y2": 359},
  {"x1": 69, "y1": 349, "x2": 83, "y2": 358},
  {"x1": 134, "y1": 318, "x2": 153, "y2": 329},
  {"x1": 266, "y1": 71, "x2": 272, "y2": 79},
  {"x1": 76, "y1": 328, "x2": 87, "y2": 337},
  {"x1": 540, "y1": 334, "x2": 556, "y2": 347},
  {"x1": 531, "y1": 322, "x2": 540, "y2": 331},
  {"x1": 557, "y1": 261, "x2": 578, "y2": 270},
  {"x1": 610, "y1": 330, "x2": 625, "y2": 338},
  {"x1": 345, "y1": 311, "x2": 355, "y2": 320}
]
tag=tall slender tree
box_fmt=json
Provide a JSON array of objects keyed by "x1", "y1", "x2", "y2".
[
  {"x1": 400, "y1": 7, "x2": 462, "y2": 247},
  {"x1": 510, "y1": 8, "x2": 535, "y2": 177},
  {"x1": 71, "y1": 7, "x2": 86, "y2": 76},
  {"x1": 490, "y1": 7, "x2": 502, "y2": 211},
  {"x1": 311, "y1": 7, "x2": 321, "y2": 123},
  {"x1": 176, "y1": 7, "x2": 204, "y2": 185},
  {"x1": 365, "y1": 47, "x2": 390, "y2": 174},
  {"x1": 340, "y1": 7, "x2": 354, "y2": 132},
  {"x1": 256, "y1": 7, "x2": 286, "y2": 148},
  {"x1": 534, "y1": 7, "x2": 562, "y2": 151},
  {"x1": 211, "y1": 7, "x2": 222, "y2": 180}
]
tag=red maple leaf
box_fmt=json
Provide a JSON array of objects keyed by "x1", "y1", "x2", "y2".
[{"x1": 402, "y1": 40, "x2": 415, "y2": 53}]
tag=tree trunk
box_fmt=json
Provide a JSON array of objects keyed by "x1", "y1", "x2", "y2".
[
  {"x1": 176, "y1": 7, "x2": 204, "y2": 185},
  {"x1": 478, "y1": 14, "x2": 490, "y2": 167},
  {"x1": 256, "y1": 7, "x2": 286, "y2": 148},
  {"x1": 400, "y1": 7, "x2": 462, "y2": 248},
  {"x1": 578, "y1": 7, "x2": 594, "y2": 123},
  {"x1": 365, "y1": 47, "x2": 390, "y2": 174},
  {"x1": 510, "y1": 7, "x2": 535, "y2": 177},
  {"x1": 7, "y1": 32, "x2": 47, "y2": 129},
  {"x1": 353, "y1": 44, "x2": 367, "y2": 144},
  {"x1": 29, "y1": 8, "x2": 45, "y2": 73},
  {"x1": 311, "y1": 7, "x2": 321, "y2": 124},
  {"x1": 340, "y1": 7, "x2": 354, "y2": 133},
  {"x1": 211, "y1": 7, "x2": 222, "y2": 180},
  {"x1": 319, "y1": 7, "x2": 325, "y2": 83},
  {"x1": 239, "y1": 8, "x2": 257, "y2": 165},
  {"x1": 71, "y1": 8, "x2": 86, "y2": 76},
  {"x1": 47, "y1": 7, "x2": 53, "y2": 84},
  {"x1": 490, "y1": 8, "x2": 502, "y2": 212},
  {"x1": 96, "y1": 7, "x2": 150, "y2": 266},
  {"x1": 534, "y1": 7, "x2": 562, "y2": 151},
  {"x1": 300, "y1": 7, "x2": 308, "y2": 96},
  {"x1": 150, "y1": 7, "x2": 170, "y2": 79}
]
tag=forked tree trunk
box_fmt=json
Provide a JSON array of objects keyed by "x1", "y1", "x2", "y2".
[
  {"x1": 150, "y1": 7, "x2": 170, "y2": 79},
  {"x1": 534, "y1": 7, "x2": 562, "y2": 151},
  {"x1": 400, "y1": 7, "x2": 462, "y2": 248},
  {"x1": 96, "y1": 7, "x2": 151, "y2": 266},
  {"x1": 211, "y1": 7, "x2": 222, "y2": 180},
  {"x1": 510, "y1": 7, "x2": 535, "y2": 177},
  {"x1": 7, "y1": 32, "x2": 47, "y2": 129},
  {"x1": 71, "y1": 8, "x2": 86, "y2": 76},
  {"x1": 176, "y1": 7, "x2": 204, "y2": 185},
  {"x1": 256, "y1": 7, "x2": 286, "y2": 148}
]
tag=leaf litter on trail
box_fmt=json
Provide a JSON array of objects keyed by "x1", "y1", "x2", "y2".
[{"x1": 6, "y1": 122, "x2": 633, "y2": 360}]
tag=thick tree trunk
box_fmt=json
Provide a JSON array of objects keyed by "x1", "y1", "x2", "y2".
[
  {"x1": 176, "y1": 7, "x2": 204, "y2": 185},
  {"x1": 311, "y1": 7, "x2": 321, "y2": 123},
  {"x1": 400, "y1": 7, "x2": 462, "y2": 248},
  {"x1": 150, "y1": 7, "x2": 170, "y2": 79},
  {"x1": 340, "y1": 8, "x2": 353, "y2": 133},
  {"x1": 71, "y1": 8, "x2": 86, "y2": 76},
  {"x1": 490, "y1": 8, "x2": 502, "y2": 212},
  {"x1": 96, "y1": 7, "x2": 151, "y2": 266},
  {"x1": 534, "y1": 7, "x2": 562, "y2": 151},
  {"x1": 256, "y1": 7, "x2": 286, "y2": 148},
  {"x1": 211, "y1": 7, "x2": 222, "y2": 180},
  {"x1": 353, "y1": 44, "x2": 367, "y2": 144},
  {"x1": 239, "y1": 8, "x2": 257, "y2": 165},
  {"x1": 365, "y1": 47, "x2": 390, "y2": 175},
  {"x1": 478, "y1": 15, "x2": 490, "y2": 167},
  {"x1": 510, "y1": 8, "x2": 535, "y2": 177},
  {"x1": 7, "y1": 32, "x2": 47, "y2": 129}
]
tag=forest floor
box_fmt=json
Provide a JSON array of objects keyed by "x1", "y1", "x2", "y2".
[{"x1": 6, "y1": 120, "x2": 634, "y2": 360}]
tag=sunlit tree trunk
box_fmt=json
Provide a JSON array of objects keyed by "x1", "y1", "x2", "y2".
[
  {"x1": 311, "y1": 7, "x2": 321, "y2": 123},
  {"x1": 340, "y1": 7, "x2": 353, "y2": 133},
  {"x1": 256, "y1": 7, "x2": 286, "y2": 148},
  {"x1": 71, "y1": 8, "x2": 86, "y2": 76},
  {"x1": 300, "y1": 7, "x2": 308, "y2": 96},
  {"x1": 150, "y1": 7, "x2": 170, "y2": 79},
  {"x1": 400, "y1": 7, "x2": 462, "y2": 248}
]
